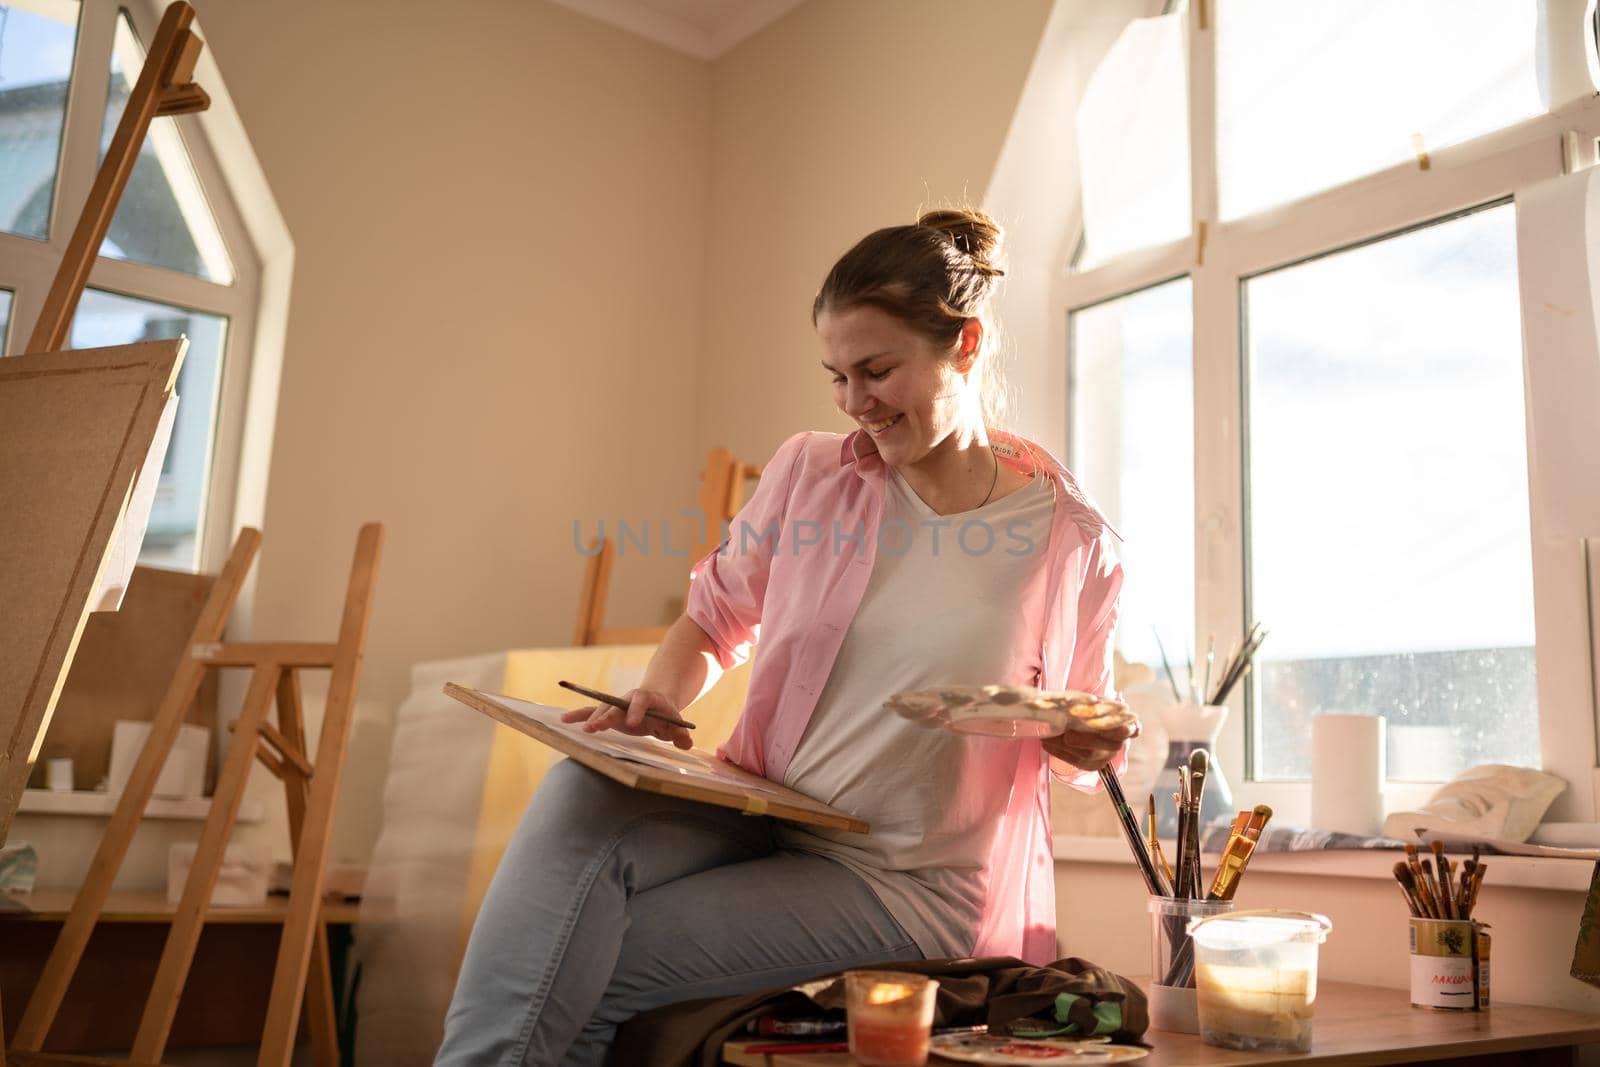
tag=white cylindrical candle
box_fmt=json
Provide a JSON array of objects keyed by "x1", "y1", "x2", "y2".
[
  {"x1": 1311, "y1": 714, "x2": 1385, "y2": 836},
  {"x1": 46, "y1": 757, "x2": 74, "y2": 793}
]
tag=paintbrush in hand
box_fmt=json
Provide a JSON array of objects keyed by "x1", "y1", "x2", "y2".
[{"x1": 558, "y1": 679, "x2": 697, "y2": 730}]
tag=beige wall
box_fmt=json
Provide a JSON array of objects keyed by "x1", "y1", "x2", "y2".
[
  {"x1": 197, "y1": 0, "x2": 712, "y2": 719},
  {"x1": 699, "y1": 0, "x2": 1054, "y2": 465}
]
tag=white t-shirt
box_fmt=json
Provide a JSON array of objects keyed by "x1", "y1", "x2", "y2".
[{"x1": 776, "y1": 463, "x2": 1056, "y2": 958}]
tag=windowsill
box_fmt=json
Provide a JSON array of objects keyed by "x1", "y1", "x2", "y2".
[
  {"x1": 1052, "y1": 833, "x2": 1594, "y2": 893},
  {"x1": 17, "y1": 789, "x2": 263, "y2": 824}
]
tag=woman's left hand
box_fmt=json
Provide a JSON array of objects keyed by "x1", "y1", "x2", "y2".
[{"x1": 1041, "y1": 719, "x2": 1140, "y2": 773}]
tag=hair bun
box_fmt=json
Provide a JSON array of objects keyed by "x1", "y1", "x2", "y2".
[{"x1": 916, "y1": 208, "x2": 1006, "y2": 277}]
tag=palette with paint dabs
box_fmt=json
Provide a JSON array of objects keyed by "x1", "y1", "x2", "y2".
[
  {"x1": 927, "y1": 1033, "x2": 1147, "y2": 1064},
  {"x1": 884, "y1": 684, "x2": 1135, "y2": 740}
]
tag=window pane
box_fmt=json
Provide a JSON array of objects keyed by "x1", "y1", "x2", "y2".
[
  {"x1": 0, "y1": 0, "x2": 80, "y2": 240},
  {"x1": 1070, "y1": 278, "x2": 1194, "y2": 670},
  {"x1": 1218, "y1": 1, "x2": 1543, "y2": 220},
  {"x1": 98, "y1": 11, "x2": 234, "y2": 283},
  {"x1": 70, "y1": 288, "x2": 227, "y2": 570},
  {"x1": 1245, "y1": 204, "x2": 1539, "y2": 782},
  {"x1": 1075, "y1": 13, "x2": 1190, "y2": 268}
]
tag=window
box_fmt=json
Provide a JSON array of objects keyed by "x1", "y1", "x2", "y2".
[
  {"x1": 69, "y1": 288, "x2": 227, "y2": 569},
  {"x1": 1244, "y1": 204, "x2": 1538, "y2": 782},
  {"x1": 1073, "y1": 11, "x2": 1190, "y2": 268},
  {"x1": 1069, "y1": 278, "x2": 1194, "y2": 669},
  {"x1": 0, "y1": 0, "x2": 79, "y2": 240},
  {"x1": 1065, "y1": 1, "x2": 1600, "y2": 826},
  {"x1": 1216, "y1": 1, "x2": 1545, "y2": 219},
  {"x1": 0, "y1": 0, "x2": 286, "y2": 575},
  {"x1": 99, "y1": 10, "x2": 233, "y2": 281}
]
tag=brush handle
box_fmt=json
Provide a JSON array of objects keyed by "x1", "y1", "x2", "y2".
[
  {"x1": 558, "y1": 679, "x2": 697, "y2": 730},
  {"x1": 1100, "y1": 767, "x2": 1168, "y2": 896}
]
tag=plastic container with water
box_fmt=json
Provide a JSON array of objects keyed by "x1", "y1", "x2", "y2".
[{"x1": 1187, "y1": 909, "x2": 1333, "y2": 1052}]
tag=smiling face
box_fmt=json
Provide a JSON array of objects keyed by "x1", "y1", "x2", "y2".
[{"x1": 816, "y1": 303, "x2": 983, "y2": 468}]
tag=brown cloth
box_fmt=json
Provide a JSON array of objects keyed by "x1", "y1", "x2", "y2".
[{"x1": 609, "y1": 955, "x2": 1147, "y2": 1067}]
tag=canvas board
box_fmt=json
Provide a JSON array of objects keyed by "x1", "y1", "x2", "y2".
[
  {"x1": 444, "y1": 683, "x2": 869, "y2": 833},
  {"x1": 38, "y1": 564, "x2": 219, "y2": 794},
  {"x1": 0, "y1": 339, "x2": 185, "y2": 844}
]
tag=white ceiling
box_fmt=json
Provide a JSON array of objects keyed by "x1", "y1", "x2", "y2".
[{"x1": 546, "y1": 0, "x2": 807, "y2": 60}]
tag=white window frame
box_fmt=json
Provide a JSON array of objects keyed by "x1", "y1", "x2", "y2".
[
  {"x1": 1, "y1": 0, "x2": 290, "y2": 600},
  {"x1": 1063, "y1": 0, "x2": 1600, "y2": 827}
]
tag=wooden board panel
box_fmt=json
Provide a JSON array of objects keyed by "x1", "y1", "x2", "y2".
[
  {"x1": 0, "y1": 340, "x2": 184, "y2": 845},
  {"x1": 35, "y1": 565, "x2": 218, "y2": 794},
  {"x1": 444, "y1": 683, "x2": 868, "y2": 834}
]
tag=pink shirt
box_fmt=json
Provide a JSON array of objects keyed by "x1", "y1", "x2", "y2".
[{"x1": 687, "y1": 428, "x2": 1126, "y2": 964}]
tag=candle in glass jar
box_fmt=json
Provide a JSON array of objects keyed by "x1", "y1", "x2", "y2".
[{"x1": 845, "y1": 972, "x2": 938, "y2": 1067}]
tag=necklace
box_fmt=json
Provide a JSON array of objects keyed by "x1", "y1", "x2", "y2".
[{"x1": 976, "y1": 446, "x2": 999, "y2": 509}]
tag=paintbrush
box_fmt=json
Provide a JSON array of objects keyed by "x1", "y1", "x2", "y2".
[
  {"x1": 1457, "y1": 860, "x2": 1475, "y2": 918},
  {"x1": 1100, "y1": 765, "x2": 1168, "y2": 896},
  {"x1": 1187, "y1": 749, "x2": 1208, "y2": 895},
  {"x1": 1420, "y1": 857, "x2": 1444, "y2": 919},
  {"x1": 1149, "y1": 796, "x2": 1175, "y2": 889},
  {"x1": 1467, "y1": 860, "x2": 1487, "y2": 918},
  {"x1": 1153, "y1": 628, "x2": 1185, "y2": 703},
  {"x1": 1202, "y1": 809, "x2": 1253, "y2": 899},
  {"x1": 1209, "y1": 624, "x2": 1268, "y2": 706},
  {"x1": 1207, "y1": 821, "x2": 1259, "y2": 902},
  {"x1": 1242, "y1": 803, "x2": 1272, "y2": 843},
  {"x1": 1430, "y1": 841, "x2": 1455, "y2": 919},
  {"x1": 1174, "y1": 774, "x2": 1191, "y2": 898},
  {"x1": 1227, "y1": 810, "x2": 1250, "y2": 839},
  {"x1": 558, "y1": 679, "x2": 697, "y2": 730},
  {"x1": 1405, "y1": 845, "x2": 1438, "y2": 918},
  {"x1": 1392, "y1": 861, "x2": 1423, "y2": 917},
  {"x1": 1462, "y1": 848, "x2": 1483, "y2": 918}
]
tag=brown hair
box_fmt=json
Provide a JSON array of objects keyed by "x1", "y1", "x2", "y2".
[{"x1": 812, "y1": 207, "x2": 1010, "y2": 425}]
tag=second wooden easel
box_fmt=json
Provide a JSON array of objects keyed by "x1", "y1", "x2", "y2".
[{"x1": 11, "y1": 524, "x2": 382, "y2": 1066}]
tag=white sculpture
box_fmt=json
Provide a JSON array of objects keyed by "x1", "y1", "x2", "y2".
[{"x1": 1382, "y1": 763, "x2": 1566, "y2": 844}]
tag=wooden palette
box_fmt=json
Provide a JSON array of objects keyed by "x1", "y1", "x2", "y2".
[{"x1": 885, "y1": 684, "x2": 1134, "y2": 739}]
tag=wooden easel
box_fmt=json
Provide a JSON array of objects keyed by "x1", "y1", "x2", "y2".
[
  {"x1": 3, "y1": 4, "x2": 210, "y2": 1062},
  {"x1": 573, "y1": 447, "x2": 764, "y2": 645},
  {"x1": 11, "y1": 524, "x2": 383, "y2": 1066}
]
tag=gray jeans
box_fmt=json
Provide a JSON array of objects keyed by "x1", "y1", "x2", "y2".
[{"x1": 434, "y1": 758, "x2": 923, "y2": 1066}]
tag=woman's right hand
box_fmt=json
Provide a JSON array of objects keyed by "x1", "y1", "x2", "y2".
[{"x1": 558, "y1": 688, "x2": 693, "y2": 750}]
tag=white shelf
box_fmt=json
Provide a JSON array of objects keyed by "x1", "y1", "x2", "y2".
[{"x1": 17, "y1": 789, "x2": 263, "y2": 823}]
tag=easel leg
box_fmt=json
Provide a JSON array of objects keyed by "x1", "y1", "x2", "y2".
[
  {"x1": 258, "y1": 525, "x2": 381, "y2": 1067},
  {"x1": 130, "y1": 664, "x2": 281, "y2": 1062},
  {"x1": 276, "y1": 670, "x2": 338, "y2": 1067}
]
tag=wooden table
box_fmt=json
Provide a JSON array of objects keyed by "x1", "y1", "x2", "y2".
[
  {"x1": 1, "y1": 890, "x2": 359, "y2": 1053},
  {"x1": 722, "y1": 979, "x2": 1600, "y2": 1066}
]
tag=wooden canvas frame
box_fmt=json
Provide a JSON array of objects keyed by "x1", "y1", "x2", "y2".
[
  {"x1": 0, "y1": 340, "x2": 185, "y2": 846},
  {"x1": 445, "y1": 683, "x2": 867, "y2": 834}
]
